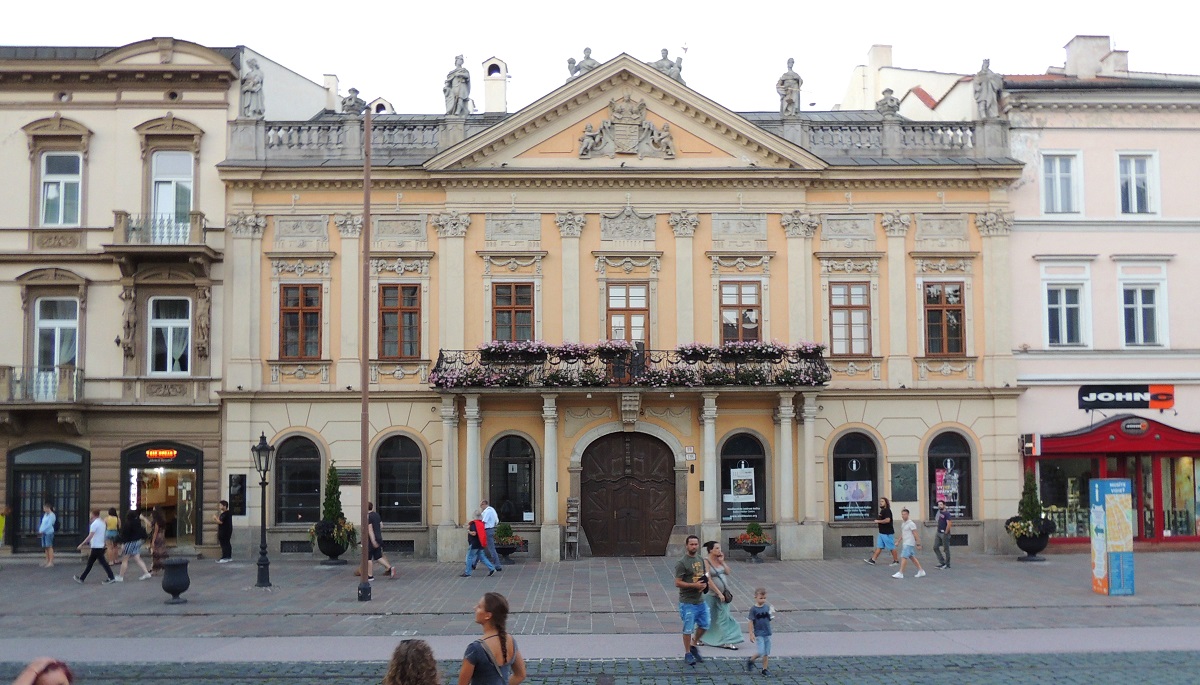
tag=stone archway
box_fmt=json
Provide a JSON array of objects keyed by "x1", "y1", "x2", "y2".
[{"x1": 580, "y1": 432, "x2": 675, "y2": 556}]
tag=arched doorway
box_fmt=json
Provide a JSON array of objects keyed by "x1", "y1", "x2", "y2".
[{"x1": 580, "y1": 432, "x2": 675, "y2": 556}]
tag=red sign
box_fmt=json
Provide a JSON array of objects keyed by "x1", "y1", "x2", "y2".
[{"x1": 146, "y1": 449, "x2": 177, "y2": 460}]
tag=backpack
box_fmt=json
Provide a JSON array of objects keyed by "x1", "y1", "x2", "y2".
[{"x1": 52, "y1": 516, "x2": 60, "y2": 532}]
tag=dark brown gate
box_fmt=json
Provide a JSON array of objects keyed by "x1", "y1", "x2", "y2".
[{"x1": 580, "y1": 433, "x2": 675, "y2": 556}]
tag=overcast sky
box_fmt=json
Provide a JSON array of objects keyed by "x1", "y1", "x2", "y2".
[{"x1": 9, "y1": 0, "x2": 1199, "y2": 115}]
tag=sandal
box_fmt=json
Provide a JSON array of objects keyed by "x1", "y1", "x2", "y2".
[{"x1": 722, "y1": 644, "x2": 739, "y2": 650}]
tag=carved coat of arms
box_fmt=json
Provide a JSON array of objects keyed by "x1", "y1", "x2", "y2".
[{"x1": 579, "y1": 94, "x2": 676, "y2": 160}]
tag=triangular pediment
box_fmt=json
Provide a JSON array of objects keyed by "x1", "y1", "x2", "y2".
[{"x1": 426, "y1": 54, "x2": 826, "y2": 172}]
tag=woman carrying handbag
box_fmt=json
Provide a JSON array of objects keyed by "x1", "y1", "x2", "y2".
[{"x1": 699, "y1": 541, "x2": 745, "y2": 650}]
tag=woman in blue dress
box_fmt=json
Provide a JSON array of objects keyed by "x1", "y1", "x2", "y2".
[
  {"x1": 457, "y1": 592, "x2": 526, "y2": 685},
  {"x1": 699, "y1": 541, "x2": 745, "y2": 650}
]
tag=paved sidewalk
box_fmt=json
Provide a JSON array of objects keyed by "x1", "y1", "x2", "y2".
[{"x1": 2, "y1": 550, "x2": 1198, "y2": 663}]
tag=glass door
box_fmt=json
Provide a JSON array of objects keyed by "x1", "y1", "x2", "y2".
[
  {"x1": 1160, "y1": 456, "x2": 1198, "y2": 538},
  {"x1": 1107, "y1": 456, "x2": 1155, "y2": 540}
]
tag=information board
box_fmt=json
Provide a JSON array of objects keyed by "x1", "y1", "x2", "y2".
[{"x1": 1089, "y1": 478, "x2": 1135, "y2": 596}]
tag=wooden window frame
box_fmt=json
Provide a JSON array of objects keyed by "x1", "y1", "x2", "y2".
[
  {"x1": 492, "y1": 282, "x2": 535, "y2": 342},
  {"x1": 829, "y1": 281, "x2": 871, "y2": 356},
  {"x1": 923, "y1": 281, "x2": 965, "y2": 357},
  {"x1": 719, "y1": 281, "x2": 762, "y2": 344},
  {"x1": 280, "y1": 284, "x2": 322, "y2": 361},
  {"x1": 379, "y1": 284, "x2": 421, "y2": 360},
  {"x1": 606, "y1": 282, "x2": 650, "y2": 343}
]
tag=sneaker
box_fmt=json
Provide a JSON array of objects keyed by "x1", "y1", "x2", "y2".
[
  {"x1": 103, "y1": 578, "x2": 117, "y2": 585},
  {"x1": 944, "y1": 565, "x2": 951, "y2": 569},
  {"x1": 892, "y1": 571, "x2": 904, "y2": 579},
  {"x1": 367, "y1": 576, "x2": 374, "y2": 581},
  {"x1": 746, "y1": 658, "x2": 755, "y2": 672},
  {"x1": 689, "y1": 645, "x2": 703, "y2": 663},
  {"x1": 140, "y1": 573, "x2": 152, "y2": 580},
  {"x1": 487, "y1": 569, "x2": 495, "y2": 577},
  {"x1": 459, "y1": 573, "x2": 471, "y2": 577},
  {"x1": 388, "y1": 566, "x2": 396, "y2": 578},
  {"x1": 217, "y1": 558, "x2": 232, "y2": 564},
  {"x1": 936, "y1": 563, "x2": 947, "y2": 569},
  {"x1": 915, "y1": 570, "x2": 927, "y2": 578},
  {"x1": 889, "y1": 561, "x2": 900, "y2": 566},
  {"x1": 496, "y1": 567, "x2": 503, "y2": 572},
  {"x1": 113, "y1": 575, "x2": 124, "y2": 582},
  {"x1": 762, "y1": 668, "x2": 770, "y2": 676},
  {"x1": 863, "y1": 558, "x2": 876, "y2": 565},
  {"x1": 73, "y1": 575, "x2": 83, "y2": 584},
  {"x1": 684, "y1": 653, "x2": 696, "y2": 666}
]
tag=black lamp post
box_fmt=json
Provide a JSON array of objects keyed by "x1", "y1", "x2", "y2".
[{"x1": 251, "y1": 432, "x2": 275, "y2": 588}]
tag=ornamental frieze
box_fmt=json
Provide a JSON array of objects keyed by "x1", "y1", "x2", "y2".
[
  {"x1": 781, "y1": 211, "x2": 819, "y2": 238},
  {"x1": 271, "y1": 258, "x2": 331, "y2": 277},
  {"x1": 432, "y1": 211, "x2": 470, "y2": 238},
  {"x1": 601, "y1": 204, "x2": 655, "y2": 241},
  {"x1": 228, "y1": 213, "x2": 266, "y2": 238}
]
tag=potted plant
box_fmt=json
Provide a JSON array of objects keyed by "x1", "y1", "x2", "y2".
[
  {"x1": 552, "y1": 342, "x2": 594, "y2": 362},
  {"x1": 720, "y1": 340, "x2": 787, "y2": 362},
  {"x1": 493, "y1": 522, "x2": 524, "y2": 561},
  {"x1": 1005, "y1": 470, "x2": 1056, "y2": 561},
  {"x1": 478, "y1": 340, "x2": 549, "y2": 363},
  {"x1": 594, "y1": 339, "x2": 635, "y2": 362},
  {"x1": 735, "y1": 522, "x2": 772, "y2": 563},
  {"x1": 676, "y1": 342, "x2": 719, "y2": 363},
  {"x1": 309, "y1": 461, "x2": 358, "y2": 565}
]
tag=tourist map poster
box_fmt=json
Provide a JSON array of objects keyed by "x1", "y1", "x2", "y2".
[{"x1": 1090, "y1": 478, "x2": 1135, "y2": 596}]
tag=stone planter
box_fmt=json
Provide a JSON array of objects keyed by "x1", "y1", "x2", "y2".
[
  {"x1": 1015, "y1": 533, "x2": 1050, "y2": 561},
  {"x1": 494, "y1": 543, "x2": 519, "y2": 561},
  {"x1": 740, "y1": 543, "x2": 769, "y2": 563},
  {"x1": 161, "y1": 558, "x2": 190, "y2": 604},
  {"x1": 315, "y1": 529, "x2": 350, "y2": 565}
]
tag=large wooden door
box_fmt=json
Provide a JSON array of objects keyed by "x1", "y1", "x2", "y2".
[{"x1": 581, "y1": 433, "x2": 675, "y2": 556}]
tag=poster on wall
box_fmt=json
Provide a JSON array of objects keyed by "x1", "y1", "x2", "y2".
[
  {"x1": 730, "y1": 466, "x2": 756, "y2": 503},
  {"x1": 834, "y1": 480, "x2": 873, "y2": 520},
  {"x1": 1090, "y1": 478, "x2": 1135, "y2": 596}
]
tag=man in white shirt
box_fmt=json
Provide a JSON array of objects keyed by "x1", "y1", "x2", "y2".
[
  {"x1": 75, "y1": 508, "x2": 117, "y2": 584},
  {"x1": 892, "y1": 508, "x2": 926, "y2": 580},
  {"x1": 479, "y1": 499, "x2": 503, "y2": 572}
]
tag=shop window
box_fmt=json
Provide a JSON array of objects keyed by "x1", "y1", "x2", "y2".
[
  {"x1": 379, "y1": 284, "x2": 420, "y2": 359},
  {"x1": 493, "y1": 283, "x2": 534, "y2": 341},
  {"x1": 488, "y1": 436, "x2": 534, "y2": 523},
  {"x1": 720, "y1": 433, "x2": 766, "y2": 523},
  {"x1": 148, "y1": 297, "x2": 190, "y2": 375},
  {"x1": 376, "y1": 435, "x2": 422, "y2": 523},
  {"x1": 923, "y1": 282, "x2": 964, "y2": 356},
  {"x1": 832, "y1": 433, "x2": 876, "y2": 521},
  {"x1": 1038, "y1": 457, "x2": 1096, "y2": 538},
  {"x1": 927, "y1": 433, "x2": 973, "y2": 520},
  {"x1": 274, "y1": 437, "x2": 321, "y2": 524},
  {"x1": 830, "y1": 282, "x2": 870, "y2": 356},
  {"x1": 280, "y1": 284, "x2": 322, "y2": 360},
  {"x1": 719, "y1": 282, "x2": 761, "y2": 343}
]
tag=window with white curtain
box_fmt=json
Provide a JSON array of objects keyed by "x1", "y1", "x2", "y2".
[
  {"x1": 148, "y1": 297, "x2": 190, "y2": 374},
  {"x1": 40, "y1": 153, "x2": 82, "y2": 226},
  {"x1": 35, "y1": 298, "x2": 78, "y2": 369},
  {"x1": 151, "y1": 151, "x2": 193, "y2": 242}
]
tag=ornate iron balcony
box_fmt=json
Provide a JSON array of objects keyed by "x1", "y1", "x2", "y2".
[{"x1": 430, "y1": 348, "x2": 830, "y2": 390}]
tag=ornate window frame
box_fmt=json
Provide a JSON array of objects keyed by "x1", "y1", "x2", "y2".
[
  {"x1": 594, "y1": 251, "x2": 661, "y2": 347},
  {"x1": 370, "y1": 252, "x2": 432, "y2": 382},
  {"x1": 478, "y1": 251, "x2": 546, "y2": 342},
  {"x1": 134, "y1": 114, "x2": 203, "y2": 217},
  {"x1": 818, "y1": 252, "x2": 882, "y2": 372},
  {"x1": 23, "y1": 115, "x2": 92, "y2": 228}
]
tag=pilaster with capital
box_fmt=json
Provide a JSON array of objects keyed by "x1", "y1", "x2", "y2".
[
  {"x1": 776, "y1": 392, "x2": 797, "y2": 523},
  {"x1": 885, "y1": 212, "x2": 912, "y2": 387},
  {"x1": 782, "y1": 211, "x2": 818, "y2": 341},
  {"x1": 701, "y1": 393, "x2": 719, "y2": 525},
  {"x1": 227, "y1": 213, "x2": 265, "y2": 390},
  {"x1": 435, "y1": 212, "x2": 469, "y2": 349},
  {"x1": 464, "y1": 395, "x2": 482, "y2": 519},
  {"x1": 671, "y1": 210, "x2": 698, "y2": 342},
  {"x1": 541, "y1": 394, "x2": 562, "y2": 562},
  {"x1": 801, "y1": 391, "x2": 820, "y2": 522},
  {"x1": 556, "y1": 212, "x2": 584, "y2": 340},
  {"x1": 440, "y1": 398, "x2": 460, "y2": 526},
  {"x1": 977, "y1": 211, "x2": 1016, "y2": 386}
]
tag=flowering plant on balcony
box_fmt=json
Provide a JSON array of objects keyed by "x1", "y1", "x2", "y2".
[
  {"x1": 429, "y1": 366, "x2": 494, "y2": 388},
  {"x1": 702, "y1": 367, "x2": 737, "y2": 386},
  {"x1": 633, "y1": 367, "x2": 703, "y2": 388},
  {"x1": 792, "y1": 341, "x2": 827, "y2": 356},
  {"x1": 594, "y1": 339, "x2": 636, "y2": 359},
  {"x1": 774, "y1": 365, "x2": 832, "y2": 386},
  {"x1": 735, "y1": 366, "x2": 770, "y2": 386},
  {"x1": 676, "y1": 342, "x2": 720, "y2": 362},
  {"x1": 478, "y1": 340, "x2": 550, "y2": 362},
  {"x1": 719, "y1": 340, "x2": 788, "y2": 361},
  {"x1": 552, "y1": 342, "x2": 594, "y2": 361}
]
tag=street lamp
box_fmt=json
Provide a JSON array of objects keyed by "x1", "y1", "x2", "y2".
[{"x1": 251, "y1": 432, "x2": 275, "y2": 588}]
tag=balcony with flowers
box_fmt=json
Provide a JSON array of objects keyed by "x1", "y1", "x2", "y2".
[{"x1": 430, "y1": 341, "x2": 831, "y2": 391}]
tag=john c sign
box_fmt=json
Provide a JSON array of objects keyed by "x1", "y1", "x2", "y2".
[{"x1": 1078, "y1": 385, "x2": 1174, "y2": 410}]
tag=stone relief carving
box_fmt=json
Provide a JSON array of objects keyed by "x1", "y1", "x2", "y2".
[
  {"x1": 371, "y1": 257, "x2": 430, "y2": 276},
  {"x1": 595, "y1": 255, "x2": 661, "y2": 275},
  {"x1": 918, "y1": 360, "x2": 975, "y2": 381},
  {"x1": 274, "y1": 215, "x2": 329, "y2": 249},
  {"x1": 228, "y1": 213, "x2": 266, "y2": 238},
  {"x1": 146, "y1": 382, "x2": 188, "y2": 398},
  {"x1": 240, "y1": 58, "x2": 265, "y2": 119},
  {"x1": 645, "y1": 407, "x2": 693, "y2": 437},
  {"x1": 781, "y1": 211, "x2": 819, "y2": 238},
  {"x1": 485, "y1": 213, "x2": 541, "y2": 241},
  {"x1": 777, "y1": 58, "x2": 802, "y2": 116},
  {"x1": 976, "y1": 211, "x2": 1013, "y2": 236},
  {"x1": 567, "y1": 47, "x2": 601, "y2": 81},
  {"x1": 819, "y1": 257, "x2": 879, "y2": 274},
  {"x1": 341, "y1": 87, "x2": 366, "y2": 114},
  {"x1": 432, "y1": 211, "x2": 470, "y2": 238},
  {"x1": 271, "y1": 258, "x2": 331, "y2": 277},
  {"x1": 579, "y1": 95, "x2": 675, "y2": 159},
  {"x1": 370, "y1": 362, "x2": 429, "y2": 383},
  {"x1": 668, "y1": 210, "x2": 698, "y2": 237},
  {"x1": 915, "y1": 213, "x2": 968, "y2": 249},
  {"x1": 620, "y1": 393, "x2": 642, "y2": 426},
  {"x1": 555, "y1": 212, "x2": 586, "y2": 238},
  {"x1": 120, "y1": 286, "x2": 137, "y2": 358},
  {"x1": 973, "y1": 59, "x2": 1003, "y2": 120},
  {"x1": 564, "y1": 407, "x2": 613, "y2": 438},
  {"x1": 826, "y1": 360, "x2": 882, "y2": 379},
  {"x1": 601, "y1": 203, "x2": 655, "y2": 241},
  {"x1": 711, "y1": 254, "x2": 770, "y2": 275},
  {"x1": 195, "y1": 285, "x2": 211, "y2": 359},
  {"x1": 915, "y1": 258, "x2": 972, "y2": 273},
  {"x1": 335, "y1": 213, "x2": 363, "y2": 238},
  {"x1": 374, "y1": 215, "x2": 428, "y2": 248},
  {"x1": 270, "y1": 362, "x2": 331, "y2": 383},
  {"x1": 881, "y1": 212, "x2": 911, "y2": 237},
  {"x1": 34, "y1": 232, "x2": 80, "y2": 249},
  {"x1": 443, "y1": 55, "x2": 473, "y2": 116},
  {"x1": 821, "y1": 215, "x2": 875, "y2": 249},
  {"x1": 647, "y1": 49, "x2": 684, "y2": 84},
  {"x1": 713, "y1": 214, "x2": 767, "y2": 241},
  {"x1": 481, "y1": 254, "x2": 543, "y2": 276},
  {"x1": 876, "y1": 88, "x2": 900, "y2": 118}
]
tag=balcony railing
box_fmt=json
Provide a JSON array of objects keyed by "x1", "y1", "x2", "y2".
[
  {"x1": 0, "y1": 366, "x2": 83, "y2": 403},
  {"x1": 113, "y1": 211, "x2": 208, "y2": 245},
  {"x1": 430, "y1": 349, "x2": 831, "y2": 390}
]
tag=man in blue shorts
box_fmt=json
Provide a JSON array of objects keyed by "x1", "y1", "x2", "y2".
[
  {"x1": 673, "y1": 534, "x2": 710, "y2": 666},
  {"x1": 864, "y1": 496, "x2": 900, "y2": 566}
]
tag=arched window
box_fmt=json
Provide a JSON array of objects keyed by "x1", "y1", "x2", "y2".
[
  {"x1": 274, "y1": 436, "x2": 320, "y2": 524},
  {"x1": 488, "y1": 436, "x2": 534, "y2": 523},
  {"x1": 832, "y1": 432, "x2": 877, "y2": 521},
  {"x1": 720, "y1": 434, "x2": 766, "y2": 523},
  {"x1": 928, "y1": 433, "x2": 973, "y2": 519},
  {"x1": 377, "y1": 435, "x2": 422, "y2": 523}
]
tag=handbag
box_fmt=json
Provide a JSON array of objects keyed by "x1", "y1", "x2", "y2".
[{"x1": 712, "y1": 570, "x2": 733, "y2": 603}]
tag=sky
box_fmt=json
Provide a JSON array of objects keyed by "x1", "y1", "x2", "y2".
[{"x1": 7, "y1": 0, "x2": 1200, "y2": 116}]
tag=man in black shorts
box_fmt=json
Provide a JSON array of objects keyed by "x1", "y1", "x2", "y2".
[{"x1": 366, "y1": 502, "x2": 396, "y2": 580}]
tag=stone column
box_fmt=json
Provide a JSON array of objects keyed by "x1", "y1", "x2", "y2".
[
  {"x1": 977, "y1": 211, "x2": 1015, "y2": 387},
  {"x1": 540, "y1": 393, "x2": 561, "y2": 562},
  {"x1": 464, "y1": 394, "x2": 482, "y2": 518},
  {"x1": 884, "y1": 216, "x2": 912, "y2": 387},
  {"x1": 792, "y1": 390, "x2": 824, "y2": 559},
  {"x1": 434, "y1": 212, "x2": 470, "y2": 349},
  {"x1": 670, "y1": 211, "x2": 699, "y2": 343},
  {"x1": 701, "y1": 392, "x2": 720, "y2": 544},
  {"x1": 782, "y1": 212, "x2": 818, "y2": 341},
  {"x1": 436, "y1": 397, "x2": 462, "y2": 562},
  {"x1": 776, "y1": 392, "x2": 796, "y2": 522},
  {"x1": 555, "y1": 213, "x2": 584, "y2": 341}
]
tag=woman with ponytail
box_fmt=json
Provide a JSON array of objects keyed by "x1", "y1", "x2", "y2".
[{"x1": 457, "y1": 592, "x2": 526, "y2": 685}]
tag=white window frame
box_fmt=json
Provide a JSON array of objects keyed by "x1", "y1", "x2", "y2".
[
  {"x1": 1040, "y1": 151, "x2": 1083, "y2": 216},
  {"x1": 147, "y1": 296, "x2": 192, "y2": 376},
  {"x1": 1036, "y1": 257, "x2": 1094, "y2": 350},
  {"x1": 34, "y1": 297, "x2": 79, "y2": 369},
  {"x1": 828, "y1": 280, "x2": 872, "y2": 356},
  {"x1": 1116, "y1": 152, "x2": 1159, "y2": 216},
  {"x1": 40, "y1": 152, "x2": 82, "y2": 227},
  {"x1": 1114, "y1": 257, "x2": 1169, "y2": 349},
  {"x1": 151, "y1": 150, "x2": 194, "y2": 240}
]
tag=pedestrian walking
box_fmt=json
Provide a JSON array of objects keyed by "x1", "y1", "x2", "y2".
[
  {"x1": 478, "y1": 499, "x2": 503, "y2": 573},
  {"x1": 864, "y1": 497, "x2": 900, "y2": 566},
  {"x1": 115, "y1": 511, "x2": 152, "y2": 581},
  {"x1": 457, "y1": 592, "x2": 526, "y2": 685},
  {"x1": 462, "y1": 512, "x2": 496, "y2": 577},
  {"x1": 893, "y1": 508, "x2": 927, "y2": 579},
  {"x1": 1, "y1": 504, "x2": 10, "y2": 548},
  {"x1": 367, "y1": 502, "x2": 397, "y2": 580},
  {"x1": 383, "y1": 638, "x2": 441, "y2": 685},
  {"x1": 38, "y1": 502, "x2": 56, "y2": 568},
  {"x1": 213, "y1": 500, "x2": 233, "y2": 563},
  {"x1": 149, "y1": 506, "x2": 168, "y2": 575},
  {"x1": 10, "y1": 657, "x2": 74, "y2": 685},
  {"x1": 673, "y1": 534, "x2": 710, "y2": 666},
  {"x1": 745, "y1": 587, "x2": 774, "y2": 676},
  {"x1": 933, "y1": 500, "x2": 953, "y2": 569},
  {"x1": 74, "y1": 509, "x2": 116, "y2": 584},
  {"x1": 699, "y1": 541, "x2": 744, "y2": 650},
  {"x1": 104, "y1": 507, "x2": 120, "y2": 565}
]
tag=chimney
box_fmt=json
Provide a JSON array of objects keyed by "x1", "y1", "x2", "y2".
[
  {"x1": 1100, "y1": 50, "x2": 1129, "y2": 76},
  {"x1": 482, "y1": 57, "x2": 508, "y2": 114},
  {"x1": 868, "y1": 44, "x2": 893, "y2": 71},
  {"x1": 1064, "y1": 36, "x2": 1111, "y2": 79},
  {"x1": 323, "y1": 74, "x2": 340, "y2": 112}
]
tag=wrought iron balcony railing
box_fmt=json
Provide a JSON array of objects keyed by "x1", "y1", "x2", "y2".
[
  {"x1": 430, "y1": 349, "x2": 831, "y2": 390},
  {"x1": 0, "y1": 365, "x2": 83, "y2": 403},
  {"x1": 113, "y1": 211, "x2": 208, "y2": 245}
]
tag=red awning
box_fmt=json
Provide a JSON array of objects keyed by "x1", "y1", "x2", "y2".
[{"x1": 1039, "y1": 414, "x2": 1200, "y2": 455}]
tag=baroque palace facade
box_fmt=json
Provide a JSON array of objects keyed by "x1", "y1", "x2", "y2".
[{"x1": 4, "y1": 40, "x2": 1024, "y2": 561}]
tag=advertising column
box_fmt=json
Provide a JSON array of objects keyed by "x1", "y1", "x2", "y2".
[{"x1": 1090, "y1": 478, "x2": 1134, "y2": 596}]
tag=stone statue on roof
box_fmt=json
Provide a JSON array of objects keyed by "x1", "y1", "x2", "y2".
[
  {"x1": 777, "y1": 58, "x2": 802, "y2": 117},
  {"x1": 647, "y1": 48, "x2": 685, "y2": 84},
  {"x1": 443, "y1": 55, "x2": 473, "y2": 116},
  {"x1": 240, "y1": 58, "x2": 265, "y2": 119},
  {"x1": 341, "y1": 88, "x2": 366, "y2": 114},
  {"x1": 568, "y1": 47, "x2": 601, "y2": 81},
  {"x1": 973, "y1": 58, "x2": 1003, "y2": 120}
]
